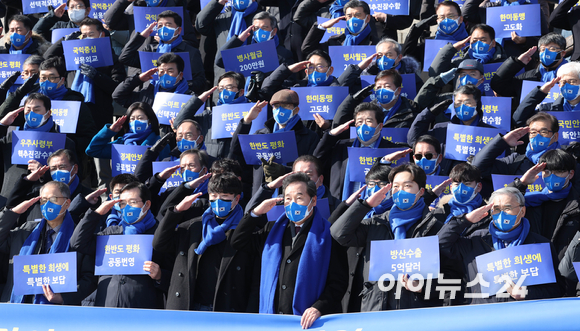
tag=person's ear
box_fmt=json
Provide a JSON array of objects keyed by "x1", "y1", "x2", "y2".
[
  {"x1": 64, "y1": 199, "x2": 71, "y2": 210},
  {"x1": 458, "y1": 16, "x2": 463, "y2": 25},
  {"x1": 475, "y1": 182, "x2": 482, "y2": 194},
  {"x1": 311, "y1": 195, "x2": 317, "y2": 207},
  {"x1": 490, "y1": 39, "x2": 496, "y2": 49},
  {"x1": 272, "y1": 27, "x2": 277, "y2": 36},
  {"x1": 569, "y1": 170, "x2": 575, "y2": 180},
  {"x1": 551, "y1": 131, "x2": 559, "y2": 145},
  {"x1": 376, "y1": 122, "x2": 384, "y2": 131},
  {"x1": 327, "y1": 66, "x2": 334, "y2": 76},
  {"x1": 417, "y1": 187, "x2": 425, "y2": 198},
  {"x1": 142, "y1": 200, "x2": 151, "y2": 213},
  {"x1": 365, "y1": 14, "x2": 370, "y2": 24},
  {"x1": 71, "y1": 164, "x2": 78, "y2": 177},
  {"x1": 395, "y1": 87, "x2": 401, "y2": 96},
  {"x1": 293, "y1": 106, "x2": 299, "y2": 115},
  {"x1": 86, "y1": 7, "x2": 91, "y2": 15},
  {"x1": 176, "y1": 71, "x2": 183, "y2": 82},
  {"x1": 239, "y1": 88, "x2": 245, "y2": 96},
  {"x1": 437, "y1": 153, "x2": 443, "y2": 164},
  {"x1": 198, "y1": 134, "x2": 204, "y2": 144},
  {"x1": 57, "y1": 77, "x2": 65, "y2": 88}
]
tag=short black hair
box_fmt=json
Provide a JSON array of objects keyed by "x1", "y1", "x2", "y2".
[
  {"x1": 8, "y1": 15, "x2": 32, "y2": 31},
  {"x1": 157, "y1": 52, "x2": 185, "y2": 73},
  {"x1": 470, "y1": 23, "x2": 495, "y2": 41},
  {"x1": 414, "y1": 135, "x2": 442, "y2": 155},
  {"x1": 435, "y1": 1, "x2": 462, "y2": 17},
  {"x1": 527, "y1": 112, "x2": 560, "y2": 133},
  {"x1": 388, "y1": 163, "x2": 427, "y2": 189},
  {"x1": 365, "y1": 161, "x2": 392, "y2": 182},
  {"x1": 125, "y1": 102, "x2": 160, "y2": 135},
  {"x1": 211, "y1": 158, "x2": 243, "y2": 178},
  {"x1": 67, "y1": 0, "x2": 90, "y2": 8},
  {"x1": 375, "y1": 69, "x2": 402, "y2": 88},
  {"x1": 454, "y1": 84, "x2": 483, "y2": 118},
  {"x1": 208, "y1": 173, "x2": 242, "y2": 195},
  {"x1": 79, "y1": 18, "x2": 104, "y2": 33},
  {"x1": 47, "y1": 149, "x2": 78, "y2": 166},
  {"x1": 354, "y1": 102, "x2": 385, "y2": 124},
  {"x1": 120, "y1": 182, "x2": 151, "y2": 203},
  {"x1": 344, "y1": 0, "x2": 371, "y2": 15},
  {"x1": 24, "y1": 92, "x2": 51, "y2": 111},
  {"x1": 158, "y1": 10, "x2": 182, "y2": 27},
  {"x1": 109, "y1": 173, "x2": 139, "y2": 192},
  {"x1": 218, "y1": 71, "x2": 245, "y2": 90},
  {"x1": 40, "y1": 57, "x2": 67, "y2": 78},
  {"x1": 180, "y1": 149, "x2": 210, "y2": 170},
  {"x1": 283, "y1": 172, "x2": 316, "y2": 199},
  {"x1": 538, "y1": 32, "x2": 566, "y2": 50},
  {"x1": 293, "y1": 155, "x2": 323, "y2": 177},
  {"x1": 306, "y1": 49, "x2": 332, "y2": 67},
  {"x1": 540, "y1": 149, "x2": 576, "y2": 172},
  {"x1": 449, "y1": 163, "x2": 481, "y2": 183}
]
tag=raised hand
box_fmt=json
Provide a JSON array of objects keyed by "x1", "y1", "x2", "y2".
[
  {"x1": 238, "y1": 25, "x2": 254, "y2": 42},
  {"x1": 346, "y1": 185, "x2": 366, "y2": 206},
  {"x1": 358, "y1": 53, "x2": 378, "y2": 70},
  {"x1": 158, "y1": 164, "x2": 180, "y2": 180},
  {"x1": 366, "y1": 184, "x2": 391, "y2": 208},
  {"x1": 199, "y1": 86, "x2": 218, "y2": 102},
  {"x1": 453, "y1": 36, "x2": 470, "y2": 51},
  {"x1": 26, "y1": 165, "x2": 49, "y2": 182},
  {"x1": 329, "y1": 119, "x2": 354, "y2": 136},
  {"x1": 540, "y1": 76, "x2": 561, "y2": 94},
  {"x1": 502, "y1": 127, "x2": 530, "y2": 147},
  {"x1": 54, "y1": 3, "x2": 66, "y2": 18},
  {"x1": 288, "y1": 60, "x2": 311, "y2": 73},
  {"x1": 465, "y1": 203, "x2": 494, "y2": 224},
  {"x1": 432, "y1": 178, "x2": 452, "y2": 197},
  {"x1": 95, "y1": 199, "x2": 117, "y2": 216},
  {"x1": 12, "y1": 196, "x2": 41, "y2": 214},
  {"x1": 141, "y1": 21, "x2": 157, "y2": 38},
  {"x1": 382, "y1": 148, "x2": 412, "y2": 163},
  {"x1": 187, "y1": 172, "x2": 212, "y2": 189},
  {"x1": 253, "y1": 197, "x2": 283, "y2": 216},
  {"x1": 520, "y1": 162, "x2": 546, "y2": 186},
  {"x1": 85, "y1": 188, "x2": 107, "y2": 205},
  {"x1": 243, "y1": 101, "x2": 268, "y2": 124},
  {"x1": 109, "y1": 115, "x2": 127, "y2": 133},
  {"x1": 0, "y1": 107, "x2": 24, "y2": 126},
  {"x1": 139, "y1": 68, "x2": 158, "y2": 82},
  {"x1": 174, "y1": 192, "x2": 204, "y2": 212},
  {"x1": 320, "y1": 16, "x2": 345, "y2": 29},
  {"x1": 518, "y1": 46, "x2": 537, "y2": 65}
]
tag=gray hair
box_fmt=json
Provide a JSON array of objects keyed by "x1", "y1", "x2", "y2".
[
  {"x1": 489, "y1": 187, "x2": 525, "y2": 207},
  {"x1": 558, "y1": 62, "x2": 580, "y2": 80},
  {"x1": 23, "y1": 55, "x2": 44, "y2": 67},
  {"x1": 253, "y1": 11, "x2": 278, "y2": 31},
  {"x1": 41, "y1": 181, "x2": 71, "y2": 200},
  {"x1": 538, "y1": 32, "x2": 566, "y2": 50},
  {"x1": 376, "y1": 37, "x2": 401, "y2": 56}
]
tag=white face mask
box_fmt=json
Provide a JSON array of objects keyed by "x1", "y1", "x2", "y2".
[{"x1": 69, "y1": 9, "x2": 86, "y2": 23}]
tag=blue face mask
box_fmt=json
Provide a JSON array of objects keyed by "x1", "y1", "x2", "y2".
[
  {"x1": 122, "y1": 204, "x2": 144, "y2": 224},
  {"x1": 346, "y1": 16, "x2": 366, "y2": 34},
  {"x1": 144, "y1": 0, "x2": 161, "y2": 6},
  {"x1": 540, "y1": 49, "x2": 558, "y2": 67},
  {"x1": 177, "y1": 136, "x2": 200, "y2": 152},
  {"x1": 415, "y1": 157, "x2": 438, "y2": 174},
  {"x1": 377, "y1": 56, "x2": 395, "y2": 71},
  {"x1": 492, "y1": 209, "x2": 521, "y2": 232},
  {"x1": 529, "y1": 133, "x2": 552, "y2": 152},
  {"x1": 130, "y1": 120, "x2": 149, "y2": 134},
  {"x1": 158, "y1": 26, "x2": 177, "y2": 43},
  {"x1": 439, "y1": 18, "x2": 459, "y2": 34},
  {"x1": 182, "y1": 169, "x2": 200, "y2": 182},
  {"x1": 284, "y1": 199, "x2": 313, "y2": 223},
  {"x1": 455, "y1": 104, "x2": 477, "y2": 121},
  {"x1": 273, "y1": 106, "x2": 294, "y2": 125},
  {"x1": 40, "y1": 80, "x2": 59, "y2": 95},
  {"x1": 10, "y1": 31, "x2": 29, "y2": 47},
  {"x1": 308, "y1": 69, "x2": 330, "y2": 86},
  {"x1": 393, "y1": 189, "x2": 418, "y2": 210},
  {"x1": 459, "y1": 74, "x2": 480, "y2": 86},
  {"x1": 471, "y1": 40, "x2": 490, "y2": 54},
  {"x1": 233, "y1": 0, "x2": 250, "y2": 11},
  {"x1": 159, "y1": 74, "x2": 178, "y2": 90},
  {"x1": 253, "y1": 28, "x2": 272, "y2": 43},
  {"x1": 25, "y1": 111, "x2": 45, "y2": 128},
  {"x1": 560, "y1": 83, "x2": 580, "y2": 102},
  {"x1": 543, "y1": 173, "x2": 568, "y2": 192},
  {"x1": 212, "y1": 199, "x2": 235, "y2": 218},
  {"x1": 219, "y1": 89, "x2": 239, "y2": 104},
  {"x1": 356, "y1": 123, "x2": 376, "y2": 142},
  {"x1": 51, "y1": 170, "x2": 71, "y2": 184},
  {"x1": 375, "y1": 88, "x2": 396, "y2": 104},
  {"x1": 452, "y1": 182, "x2": 477, "y2": 204},
  {"x1": 42, "y1": 200, "x2": 65, "y2": 221}
]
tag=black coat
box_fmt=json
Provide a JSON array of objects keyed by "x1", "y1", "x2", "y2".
[
  {"x1": 112, "y1": 74, "x2": 193, "y2": 109},
  {"x1": 428, "y1": 42, "x2": 507, "y2": 78},
  {"x1": 513, "y1": 86, "x2": 565, "y2": 129},
  {"x1": 301, "y1": 22, "x2": 379, "y2": 59},
  {"x1": 550, "y1": 0, "x2": 580, "y2": 61}
]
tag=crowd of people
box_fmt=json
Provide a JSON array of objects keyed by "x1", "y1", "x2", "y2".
[{"x1": 0, "y1": 0, "x2": 580, "y2": 328}]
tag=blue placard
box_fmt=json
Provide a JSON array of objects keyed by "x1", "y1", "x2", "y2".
[
  {"x1": 317, "y1": 17, "x2": 347, "y2": 43},
  {"x1": 349, "y1": 127, "x2": 409, "y2": 144},
  {"x1": 347, "y1": 147, "x2": 408, "y2": 182},
  {"x1": 423, "y1": 39, "x2": 466, "y2": 72},
  {"x1": 0, "y1": 54, "x2": 29, "y2": 85},
  {"x1": 51, "y1": 28, "x2": 79, "y2": 44},
  {"x1": 367, "y1": 0, "x2": 410, "y2": 15},
  {"x1": 11, "y1": 131, "x2": 66, "y2": 165},
  {"x1": 221, "y1": 40, "x2": 280, "y2": 77},
  {"x1": 133, "y1": 7, "x2": 184, "y2": 37},
  {"x1": 491, "y1": 174, "x2": 545, "y2": 193},
  {"x1": 12, "y1": 252, "x2": 77, "y2": 296},
  {"x1": 90, "y1": 0, "x2": 116, "y2": 20},
  {"x1": 22, "y1": 0, "x2": 65, "y2": 14},
  {"x1": 547, "y1": 111, "x2": 580, "y2": 146},
  {"x1": 482, "y1": 63, "x2": 525, "y2": 97},
  {"x1": 139, "y1": 51, "x2": 193, "y2": 81},
  {"x1": 62, "y1": 37, "x2": 114, "y2": 71},
  {"x1": 369, "y1": 236, "x2": 440, "y2": 281},
  {"x1": 95, "y1": 235, "x2": 154, "y2": 276},
  {"x1": 574, "y1": 262, "x2": 580, "y2": 278},
  {"x1": 426, "y1": 175, "x2": 452, "y2": 196},
  {"x1": 445, "y1": 123, "x2": 506, "y2": 161},
  {"x1": 520, "y1": 80, "x2": 560, "y2": 104},
  {"x1": 152, "y1": 161, "x2": 182, "y2": 194},
  {"x1": 111, "y1": 144, "x2": 148, "y2": 177},
  {"x1": 329, "y1": 45, "x2": 376, "y2": 77},
  {"x1": 266, "y1": 200, "x2": 331, "y2": 222},
  {"x1": 486, "y1": 4, "x2": 541, "y2": 39},
  {"x1": 151, "y1": 92, "x2": 196, "y2": 125},
  {"x1": 360, "y1": 74, "x2": 417, "y2": 101},
  {"x1": 291, "y1": 86, "x2": 348, "y2": 120},
  {"x1": 439, "y1": 0, "x2": 465, "y2": 7},
  {"x1": 238, "y1": 132, "x2": 298, "y2": 165},
  {"x1": 211, "y1": 103, "x2": 267, "y2": 139},
  {"x1": 475, "y1": 243, "x2": 556, "y2": 295},
  {"x1": 51, "y1": 100, "x2": 81, "y2": 134},
  {"x1": 480, "y1": 96, "x2": 511, "y2": 132}
]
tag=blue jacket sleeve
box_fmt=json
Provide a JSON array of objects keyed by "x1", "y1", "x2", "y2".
[{"x1": 85, "y1": 124, "x2": 119, "y2": 159}]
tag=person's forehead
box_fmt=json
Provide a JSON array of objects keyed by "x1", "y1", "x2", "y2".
[
  {"x1": 460, "y1": 69, "x2": 481, "y2": 76},
  {"x1": 80, "y1": 25, "x2": 98, "y2": 33},
  {"x1": 180, "y1": 153, "x2": 199, "y2": 164},
  {"x1": 493, "y1": 193, "x2": 518, "y2": 205},
  {"x1": 23, "y1": 63, "x2": 38, "y2": 70},
  {"x1": 308, "y1": 55, "x2": 328, "y2": 65},
  {"x1": 377, "y1": 42, "x2": 396, "y2": 53},
  {"x1": 436, "y1": 5, "x2": 458, "y2": 15},
  {"x1": 345, "y1": 6, "x2": 364, "y2": 14},
  {"x1": 112, "y1": 184, "x2": 125, "y2": 192},
  {"x1": 41, "y1": 68, "x2": 58, "y2": 75},
  {"x1": 120, "y1": 188, "x2": 141, "y2": 199},
  {"x1": 218, "y1": 77, "x2": 236, "y2": 86},
  {"x1": 355, "y1": 110, "x2": 376, "y2": 121},
  {"x1": 294, "y1": 161, "x2": 315, "y2": 173},
  {"x1": 25, "y1": 99, "x2": 44, "y2": 107},
  {"x1": 177, "y1": 122, "x2": 196, "y2": 132},
  {"x1": 9, "y1": 21, "x2": 25, "y2": 29},
  {"x1": 130, "y1": 109, "x2": 147, "y2": 117},
  {"x1": 471, "y1": 29, "x2": 490, "y2": 39},
  {"x1": 541, "y1": 42, "x2": 560, "y2": 49},
  {"x1": 560, "y1": 72, "x2": 578, "y2": 80},
  {"x1": 393, "y1": 171, "x2": 414, "y2": 183},
  {"x1": 158, "y1": 17, "x2": 176, "y2": 24},
  {"x1": 69, "y1": 0, "x2": 85, "y2": 6},
  {"x1": 49, "y1": 155, "x2": 69, "y2": 166},
  {"x1": 376, "y1": 76, "x2": 395, "y2": 85},
  {"x1": 415, "y1": 142, "x2": 437, "y2": 153},
  {"x1": 455, "y1": 93, "x2": 475, "y2": 101},
  {"x1": 159, "y1": 62, "x2": 177, "y2": 70},
  {"x1": 253, "y1": 18, "x2": 270, "y2": 27},
  {"x1": 529, "y1": 119, "x2": 551, "y2": 129},
  {"x1": 285, "y1": 181, "x2": 308, "y2": 194},
  {"x1": 41, "y1": 184, "x2": 60, "y2": 197}
]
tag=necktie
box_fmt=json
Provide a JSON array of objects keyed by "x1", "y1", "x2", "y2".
[
  {"x1": 44, "y1": 229, "x2": 55, "y2": 254},
  {"x1": 295, "y1": 226, "x2": 301, "y2": 235}
]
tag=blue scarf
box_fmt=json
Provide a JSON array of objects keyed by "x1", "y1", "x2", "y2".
[
  {"x1": 227, "y1": 1, "x2": 258, "y2": 44},
  {"x1": 445, "y1": 193, "x2": 483, "y2": 224},
  {"x1": 388, "y1": 198, "x2": 426, "y2": 239},
  {"x1": 153, "y1": 78, "x2": 188, "y2": 99},
  {"x1": 123, "y1": 127, "x2": 153, "y2": 145},
  {"x1": 539, "y1": 59, "x2": 567, "y2": 83},
  {"x1": 9, "y1": 38, "x2": 33, "y2": 54},
  {"x1": 468, "y1": 47, "x2": 495, "y2": 64},
  {"x1": 501, "y1": 0, "x2": 526, "y2": 5},
  {"x1": 157, "y1": 35, "x2": 183, "y2": 53},
  {"x1": 217, "y1": 95, "x2": 247, "y2": 105},
  {"x1": 120, "y1": 210, "x2": 156, "y2": 234},
  {"x1": 525, "y1": 184, "x2": 571, "y2": 207},
  {"x1": 194, "y1": 204, "x2": 243, "y2": 255},
  {"x1": 273, "y1": 114, "x2": 301, "y2": 133},
  {"x1": 316, "y1": 185, "x2": 326, "y2": 200},
  {"x1": 71, "y1": 71, "x2": 94, "y2": 103},
  {"x1": 341, "y1": 137, "x2": 381, "y2": 201},
  {"x1": 260, "y1": 207, "x2": 332, "y2": 315},
  {"x1": 10, "y1": 212, "x2": 75, "y2": 304},
  {"x1": 329, "y1": 2, "x2": 345, "y2": 18},
  {"x1": 68, "y1": 175, "x2": 79, "y2": 195},
  {"x1": 435, "y1": 23, "x2": 469, "y2": 41},
  {"x1": 40, "y1": 85, "x2": 68, "y2": 101},
  {"x1": 563, "y1": 100, "x2": 580, "y2": 112},
  {"x1": 24, "y1": 116, "x2": 54, "y2": 132},
  {"x1": 194, "y1": 176, "x2": 209, "y2": 195},
  {"x1": 382, "y1": 96, "x2": 403, "y2": 124},
  {"x1": 306, "y1": 75, "x2": 335, "y2": 87},
  {"x1": 343, "y1": 23, "x2": 371, "y2": 46},
  {"x1": 489, "y1": 217, "x2": 530, "y2": 250},
  {"x1": 106, "y1": 209, "x2": 122, "y2": 227},
  {"x1": 525, "y1": 141, "x2": 560, "y2": 164},
  {"x1": 362, "y1": 190, "x2": 393, "y2": 218}
]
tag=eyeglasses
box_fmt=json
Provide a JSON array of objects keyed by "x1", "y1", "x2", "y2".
[
  {"x1": 117, "y1": 199, "x2": 143, "y2": 209},
  {"x1": 39, "y1": 76, "x2": 60, "y2": 83},
  {"x1": 366, "y1": 181, "x2": 389, "y2": 188},
  {"x1": 529, "y1": 129, "x2": 553, "y2": 138},
  {"x1": 414, "y1": 153, "x2": 437, "y2": 161},
  {"x1": 491, "y1": 205, "x2": 523, "y2": 214},
  {"x1": 69, "y1": 5, "x2": 86, "y2": 9},
  {"x1": 218, "y1": 85, "x2": 237, "y2": 92},
  {"x1": 307, "y1": 65, "x2": 329, "y2": 73},
  {"x1": 539, "y1": 46, "x2": 562, "y2": 53},
  {"x1": 40, "y1": 197, "x2": 66, "y2": 205},
  {"x1": 437, "y1": 14, "x2": 458, "y2": 20}
]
